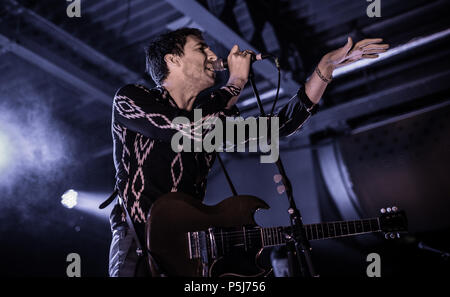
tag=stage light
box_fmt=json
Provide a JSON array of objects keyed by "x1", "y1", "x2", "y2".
[
  {"x1": 61, "y1": 189, "x2": 78, "y2": 209},
  {"x1": 60, "y1": 191, "x2": 113, "y2": 220},
  {"x1": 74, "y1": 191, "x2": 113, "y2": 220}
]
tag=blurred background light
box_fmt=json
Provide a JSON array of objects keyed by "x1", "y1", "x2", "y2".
[
  {"x1": 61, "y1": 189, "x2": 78, "y2": 209},
  {"x1": 73, "y1": 191, "x2": 113, "y2": 220},
  {"x1": 0, "y1": 129, "x2": 12, "y2": 172}
]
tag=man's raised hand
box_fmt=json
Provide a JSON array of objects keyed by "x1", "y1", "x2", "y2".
[
  {"x1": 324, "y1": 37, "x2": 390, "y2": 69},
  {"x1": 226, "y1": 44, "x2": 252, "y2": 88}
]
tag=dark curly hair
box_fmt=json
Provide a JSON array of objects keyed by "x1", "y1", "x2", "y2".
[{"x1": 145, "y1": 27, "x2": 204, "y2": 85}]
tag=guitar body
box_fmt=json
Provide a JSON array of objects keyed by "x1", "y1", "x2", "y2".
[{"x1": 146, "y1": 192, "x2": 270, "y2": 277}]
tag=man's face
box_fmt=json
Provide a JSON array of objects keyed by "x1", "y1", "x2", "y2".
[{"x1": 179, "y1": 35, "x2": 218, "y2": 89}]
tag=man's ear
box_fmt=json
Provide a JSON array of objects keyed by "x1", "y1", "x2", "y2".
[{"x1": 164, "y1": 53, "x2": 181, "y2": 68}]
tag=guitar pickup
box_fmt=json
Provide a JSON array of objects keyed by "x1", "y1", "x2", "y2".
[
  {"x1": 187, "y1": 229, "x2": 218, "y2": 261},
  {"x1": 187, "y1": 231, "x2": 200, "y2": 260},
  {"x1": 208, "y1": 227, "x2": 218, "y2": 260}
]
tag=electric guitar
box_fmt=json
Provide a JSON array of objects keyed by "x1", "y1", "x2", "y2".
[{"x1": 145, "y1": 192, "x2": 408, "y2": 277}]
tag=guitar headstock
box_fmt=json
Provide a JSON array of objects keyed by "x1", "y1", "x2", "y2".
[{"x1": 379, "y1": 206, "x2": 408, "y2": 239}]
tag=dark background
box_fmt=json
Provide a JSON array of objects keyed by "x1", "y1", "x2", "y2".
[{"x1": 0, "y1": 0, "x2": 449, "y2": 277}]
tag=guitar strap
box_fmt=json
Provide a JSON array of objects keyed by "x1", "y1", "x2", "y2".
[
  {"x1": 119, "y1": 195, "x2": 166, "y2": 277},
  {"x1": 118, "y1": 196, "x2": 143, "y2": 257},
  {"x1": 99, "y1": 188, "x2": 118, "y2": 209},
  {"x1": 100, "y1": 188, "x2": 165, "y2": 277}
]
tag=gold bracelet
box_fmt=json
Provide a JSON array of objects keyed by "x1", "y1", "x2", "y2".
[{"x1": 315, "y1": 67, "x2": 332, "y2": 83}]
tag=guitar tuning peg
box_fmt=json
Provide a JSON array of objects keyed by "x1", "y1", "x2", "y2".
[
  {"x1": 387, "y1": 207, "x2": 392, "y2": 213},
  {"x1": 277, "y1": 185, "x2": 285, "y2": 194},
  {"x1": 273, "y1": 174, "x2": 282, "y2": 183},
  {"x1": 380, "y1": 208, "x2": 386, "y2": 214},
  {"x1": 392, "y1": 206, "x2": 398, "y2": 212}
]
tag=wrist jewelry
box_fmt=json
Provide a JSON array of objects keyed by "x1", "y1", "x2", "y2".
[
  {"x1": 315, "y1": 67, "x2": 333, "y2": 83},
  {"x1": 224, "y1": 84, "x2": 242, "y2": 96}
]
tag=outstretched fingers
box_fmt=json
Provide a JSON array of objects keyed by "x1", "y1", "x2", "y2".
[
  {"x1": 354, "y1": 38, "x2": 384, "y2": 49},
  {"x1": 343, "y1": 37, "x2": 353, "y2": 54},
  {"x1": 363, "y1": 49, "x2": 387, "y2": 55},
  {"x1": 362, "y1": 54, "x2": 380, "y2": 59},
  {"x1": 363, "y1": 43, "x2": 390, "y2": 50}
]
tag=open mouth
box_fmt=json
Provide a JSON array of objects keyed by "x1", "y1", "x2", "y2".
[{"x1": 205, "y1": 67, "x2": 216, "y2": 77}]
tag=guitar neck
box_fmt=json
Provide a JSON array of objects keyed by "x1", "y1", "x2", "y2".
[
  {"x1": 260, "y1": 218, "x2": 381, "y2": 248},
  {"x1": 207, "y1": 218, "x2": 382, "y2": 258},
  {"x1": 188, "y1": 203, "x2": 406, "y2": 262}
]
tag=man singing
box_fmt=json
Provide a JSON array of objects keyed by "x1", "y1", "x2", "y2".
[{"x1": 107, "y1": 27, "x2": 388, "y2": 277}]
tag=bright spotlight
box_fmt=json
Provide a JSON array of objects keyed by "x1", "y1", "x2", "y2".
[{"x1": 61, "y1": 189, "x2": 78, "y2": 209}]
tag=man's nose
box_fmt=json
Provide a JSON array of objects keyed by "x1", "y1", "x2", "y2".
[{"x1": 206, "y1": 48, "x2": 218, "y2": 62}]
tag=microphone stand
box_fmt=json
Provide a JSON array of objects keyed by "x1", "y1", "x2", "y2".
[
  {"x1": 247, "y1": 66, "x2": 318, "y2": 277},
  {"x1": 418, "y1": 242, "x2": 450, "y2": 261}
]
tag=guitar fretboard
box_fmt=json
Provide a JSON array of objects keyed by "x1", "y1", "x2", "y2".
[
  {"x1": 260, "y1": 218, "x2": 381, "y2": 247},
  {"x1": 188, "y1": 210, "x2": 406, "y2": 261},
  {"x1": 190, "y1": 218, "x2": 383, "y2": 260}
]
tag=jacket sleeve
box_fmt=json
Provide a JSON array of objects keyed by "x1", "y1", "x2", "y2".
[
  {"x1": 113, "y1": 84, "x2": 237, "y2": 142},
  {"x1": 274, "y1": 85, "x2": 318, "y2": 138},
  {"x1": 219, "y1": 84, "x2": 318, "y2": 150}
]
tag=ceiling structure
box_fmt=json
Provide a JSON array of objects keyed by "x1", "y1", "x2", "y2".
[{"x1": 1, "y1": 0, "x2": 448, "y2": 153}]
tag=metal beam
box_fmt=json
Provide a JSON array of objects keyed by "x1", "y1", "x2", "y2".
[
  {"x1": 106, "y1": 0, "x2": 170, "y2": 32},
  {"x1": 0, "y1": 34, "x2": 113, "y2": 105},
  {"x1": 164, "y1": 0, "x2": 300, "y2": 95},
  {"x1": 350, "y1": 100, "x2": 450, "y2": 135},
  {"x1": 6, "y1": 0, "x2": 140, "y2": 83},
  {"x1": 300, "y1": 69, "x2": 450, "y2": 136},
  {"x1": 324, "y1": 1, "x2": 445, "y2": 48}
]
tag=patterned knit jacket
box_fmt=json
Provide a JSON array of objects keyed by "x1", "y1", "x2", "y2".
[{"x1": 110, "y1": 83, "x2": 317, "y2": 241}]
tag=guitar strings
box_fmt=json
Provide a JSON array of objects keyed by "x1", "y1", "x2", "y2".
[
  {"x1": 199, "y1": 221, "x2": 379, "y2": 237},
  {"x1": 207, "y1": 230, "x2": 381, "y2": 243},
  {"x1": 198, "y1": 224, "x2": 380, "y2": 240},
  {"x1": 186, "y1": 218, "x2": 380, "y2": 245}
]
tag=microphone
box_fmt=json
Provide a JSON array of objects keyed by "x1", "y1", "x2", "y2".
[{"x1": 212, "y1": 53, "x2": 272, "y2": 72}]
